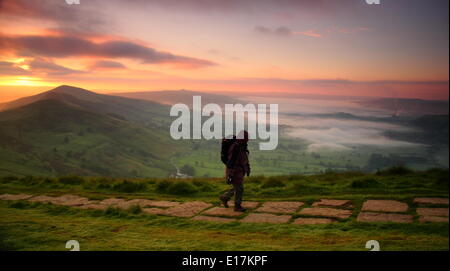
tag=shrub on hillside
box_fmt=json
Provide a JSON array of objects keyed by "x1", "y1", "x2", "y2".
[
  {"x1": 376, "y1": 166, "x2": 413, "y2": 176},
  {"x1": 156, "y1": 179, "x2": 172, "y2": 192},
  {"x1": 246, "y1": 176, "x2": 263, "y2": 184},
  {"x1": 167, "y1": 181, "x2": 198, "y2": 195},
  {"x1": 58, "y1": 176, "x2": 85, "y2": 185},
  {"x1": 128, "y1": 205, "x2": 142, "y2": 214},
  {"x1": 112, "y1": 180, "x2": 146, "y2": 193},
  {"x1": 261, "y1": 177, "x2": 285, "y2": 188},
  {"x1": 181, "y1": 164, "x2": 196, "y2": 176},
  {"x1": 350, "y1": 177, "x2": 382, "y2": 189},
  {"x1": 191, "y1": 179, "x2": 215, "y2": 192},
  {"x1": 2, "y1": 176, "x2": 19, "y2": 181}
]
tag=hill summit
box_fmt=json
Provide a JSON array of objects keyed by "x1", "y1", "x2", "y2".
[{"x1": 0, "y1": 85, "x2": 185, "y2": 177}]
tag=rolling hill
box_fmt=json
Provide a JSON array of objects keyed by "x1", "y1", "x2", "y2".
[{"x1": 0, "y1": 85, "x2": 188, "y2": 177}]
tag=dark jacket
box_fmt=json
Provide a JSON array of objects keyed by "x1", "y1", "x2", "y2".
[{"x1": 225, "y1": 142, "x2": 250, "y2": 184}]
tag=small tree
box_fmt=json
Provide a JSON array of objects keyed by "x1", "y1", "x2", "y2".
[{"x1": 181, "y1": 164, "x2": 196, "y2": 176}]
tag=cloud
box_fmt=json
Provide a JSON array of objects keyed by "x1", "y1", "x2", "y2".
[
  {"x1": 0, "y1": 34, "x2": 216, "y2": 69},
  {"x1": 273, "y1": 27, "x2": 292, "y2": 36},
  {"x1": 332, "y1": 26, "x2": 372, "y2": 34},
  {"x1": 120, "y1": 0, "x2": 349, "y2": 14},
  {"x1": 0, "y1": 61, "x2": 31, "y2": 76},
  {"x1": 254, "y1": 26, "x2": 293, "y2": 36},
  {"x1": 0, "y1": 0, "x2": 108, "y2": 34},
  {"x1": 293, "y1": 30, "x2": 323, "y2": 38},
  {"x1": 254, "y1": 26, "x2": 272, "y2": 35},
  {"x1": 255, "y1": 25, "x2": 371, "y2": 38},
  {"x1": 27, "y1": 58, "x2": 84, "y2": 76},
  {"x1": 89, "y1": 60, "x2": 127, "y2": 70}
]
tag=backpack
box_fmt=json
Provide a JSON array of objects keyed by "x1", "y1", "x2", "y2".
[{"x1": 221, "y1": 135, "x2": 236, "y2": 165}]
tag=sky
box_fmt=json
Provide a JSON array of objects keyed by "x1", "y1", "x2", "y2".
[{"x1": 0, "y1": 0, "x2": 448, "y2": 102}]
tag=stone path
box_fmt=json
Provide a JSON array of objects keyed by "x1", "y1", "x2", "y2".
[
  {"x1": 255, "y1": 201, "x2": 303, "y2": 214},
  {"x1": 312, "y1": 199, "x2": 352, "y2": 208},
  {"x1": 413, "y1": 198, "x2": 449, "y2": 205},
  {"x1": 299, "y1": 207, "x2": 352, "y2": 219},
  {"x1": 357, "y1": 212, "x2": 413, "y2": 223},
  {"x1": 414, "y1": 198, "x2": 449, "y2": 223},
  {"x1": 242, "y1": 213, "x2": 291, "y2": 224},
  {"x1": 1, "y1": 194, "x2": 448, "y2": 225},
  {"x1": 293, "y1": 218, "x2": 335, "y2": 225},
  {"x1": 362, "y1": 200, "x2": 409, "y2": 212}
]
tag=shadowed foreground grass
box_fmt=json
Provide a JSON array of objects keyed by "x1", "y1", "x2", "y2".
[{"x1": 0, "y1": 201, "x2": 448, "y2": 251}]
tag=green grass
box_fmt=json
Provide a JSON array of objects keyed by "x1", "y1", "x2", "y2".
[
  {"x1": 0, "y1": 98, "x2": 187, "y2": 178},
  {"x1": 172, "y1": 136, "x2": 437, "y2": 177},
  {"x1": 0, "y1": 168, "x2": 448, "y2": 251},
  {"x1": 0, "y1": 168, "x2": 447, "y2": 201},
  {"x1": 0, "y1": 201, "x2": 448, "y2": 251}
]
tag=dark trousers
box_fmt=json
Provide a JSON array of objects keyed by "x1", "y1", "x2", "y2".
[{"x1": 221, "y1": 182, "x2": 244, "y2": 206}]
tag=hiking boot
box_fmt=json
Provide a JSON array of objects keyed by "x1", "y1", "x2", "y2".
[
  {"x1": 219, "y1": 196, "x2": 229, "y2": 208},
  {"x1": 234, "y1": 205, "x2": 247, "y2": 212}
]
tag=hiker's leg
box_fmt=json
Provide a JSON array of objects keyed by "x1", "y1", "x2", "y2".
[
  {"x1": 221, "y1": 187, "x2": 235, "y2": 201},
  {"x1": 234, "y1": 182, "x2": 244, "y2": 206}
]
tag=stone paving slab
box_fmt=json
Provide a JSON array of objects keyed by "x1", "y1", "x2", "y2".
[
  {"x1": 52, "y1": 195, "x2": 92, "y2": 206},
  {"x1": 361, "y1": 200, "x2": 408, "y2": 213},
  {"x1": 28, "y1": 195, "x2": 58, "y2": 203},
  {"x1": 202, "y1": 207, "x2": 244, "y2": 217},
  {"x1": 416, "y1": 208, "x2": 449, "y2": 217},
  {"x1": 241, "y1": 213, "x2": 291, "y2": 224},
  {"x1": 228, "y1": 201, "x2": 260, "y2": 209},
  {"x1": 99, "y1": 198, "x2": 127, "y2": 206},
  {"x1": 142, "y1": 207, "x2": 168, "y2": 215},
  {"x1": 124, "y1": 199, "x2": 180, "y2": 208},
  {"x1": 100, "y1": 198, "x2": 181, "y2": 209},
  {"x1": 255, "y1": 201, "x2": 304, "y2": 214},
  {"x1": 192, "y1": 216, "x2": 237, "y2": 223},
  {"x1": 144, "y1": 200, "x2": 181, "y2": 208},
  {"x1": 357, "y1": 212, "x2": 413, "y2": 223},
  {"x1": 77, "y1": 203, "x2": 109, "y2": 211},
  {"x1": 413, "y1": 198, "x2": 449, "y2": 205},
  {"x1": 0, "y1": 193, "x2": 33, "y2": 201},
  {"x1": 293, "y1": 218, "x2": 335, "y2": 225},
  {"x1": 419, "y1": 215, "x2": 449, "y2": 223},
  {"x1": 312, "y1": 199, "x2": 351, "y2": 208},
  {"x1": 115, "y1": 201, "x2": 144, "y2": 210},
  {"x1": 298, "y1": 207, "x2": 352, "y2": 219},
  {"x1": 161, "y1": 201, "x2": 213, "y2": 217}
]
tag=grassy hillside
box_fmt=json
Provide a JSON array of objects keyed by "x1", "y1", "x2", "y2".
[
  {"x1": 0, "y1": 98, "x2": 187, "y2": 177},
  {"x1": 0, "y1": 85, "x2": 447, "y2": 178}
]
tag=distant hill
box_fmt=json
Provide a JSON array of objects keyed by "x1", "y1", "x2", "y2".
[
  {"x1": 356, "y1": 97, "x2": 449, "y2": 116},
  {"x1": 111, "y1": 89, "x2": 242, "y2": 107},
  {"x1": 0, "y1": 85, "x2": 187, "y2": 177},
  {"x1": 0, "y1": 85, "x2": 171, "y2": 125}
]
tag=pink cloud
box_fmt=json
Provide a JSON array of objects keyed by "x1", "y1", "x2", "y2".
[{"x1": 293, "y1": 30, "x2": 323, "y2": 38}]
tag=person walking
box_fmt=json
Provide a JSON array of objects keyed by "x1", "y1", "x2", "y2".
[{"x1": 220, "y1": 130, "x2": 250, "y2": 212}]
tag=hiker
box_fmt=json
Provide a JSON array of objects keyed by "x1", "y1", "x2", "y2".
[{"x1": 220, "y1": 130, "x2": 251, "y2": 212}]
